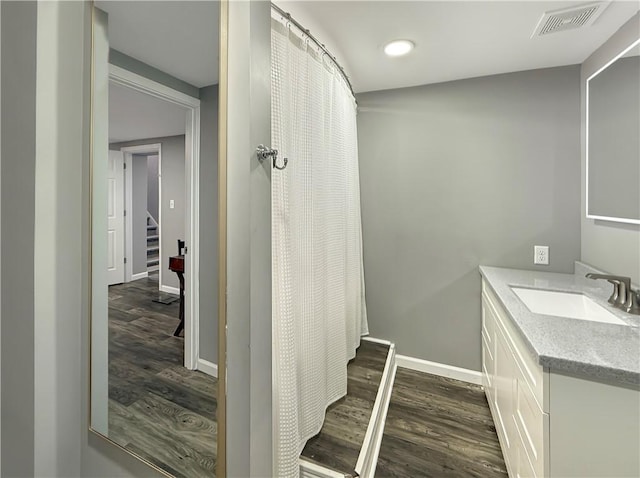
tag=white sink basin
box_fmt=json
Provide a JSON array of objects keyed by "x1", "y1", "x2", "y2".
[{"x1": 511, "y1": 287, "x2": 626, "y2": 325}]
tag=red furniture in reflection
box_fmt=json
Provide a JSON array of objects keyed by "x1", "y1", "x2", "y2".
[{"x1": 168, "y1": 254, "x2": 185, "y2": 336}]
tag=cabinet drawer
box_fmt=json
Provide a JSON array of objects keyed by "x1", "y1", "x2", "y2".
[
  {"x1": 483, "y1": 280, "x2": 547, "y2": 411},
  {"x1": 514, "y1": 359, "x2": 548, "y2": 478}
]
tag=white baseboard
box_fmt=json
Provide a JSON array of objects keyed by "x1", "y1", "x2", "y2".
[
  {"x1": 160, "y1": 284, "x2": 180, "y2": 295},
  {"x1": 300, "y1": 458, "x2": 346, "y2": 478},
  {"x1": 361, "y1": 336, "x2": 392, "y2": 346},
  {"x1": 197, "y1": 358, "x2": 218, "y2": 378},
  {"x1": 396, "y1": 355, "x2": 483, "y2": 385},
  {"x1": 130, "y1": 271, "x2": 148, "y2": 281}
]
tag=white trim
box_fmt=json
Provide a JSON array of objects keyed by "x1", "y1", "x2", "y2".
[
  {"x1": 0, "y1": 3, "x2": 3, "y2": 472},
  {"x1": 367, "y1": 361, "x2": 396, "y2": 478},
  {"x1": 109, "y1": 64, "x2": 200, "y2": 109},
  {"x1": 299, "y1": 458, "x2": 346, "y2": 478},
  {"x1": 123, "y1": 154, "x2": 133, "y2": 282},
  {"x1": 118, "y1": 143, "x2": 164, "y2": 154},
  {"x1": 196, "y1": 358, "x2": 218, "y2": 378},
  {"x1": 160, "y1": 284, "x2": 180, "y2": 296},
  {"x1": 396, "y1": 355, "x2": 483, "y2": 385},
  {"x1": 361, "y1": 336, "x2": 392, "y2": 346},
  {"x1": 585, "y1": 37, "x2": 640, "y2": 225},
  {"x1": 130, "y1": 271, "x2": 148, "y2": 281},
  {"x1": 355, "y1": 344, "x2": 397, "y2": 478},
  {"x1": 121, "y1": 143, "x2": 162, "y2": 284},
  {"x1": 184, "y1": 105, "x2": 201, "y2": 373},
  {"x1": 109, "y1": 64, "x2": 201, "y2": 371}
]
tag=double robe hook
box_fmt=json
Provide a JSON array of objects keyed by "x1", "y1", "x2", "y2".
[{"x1": 256, "y1": 144, "x2": 288, "y2": 170}]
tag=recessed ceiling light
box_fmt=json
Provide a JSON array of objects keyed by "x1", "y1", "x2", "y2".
[{"x1": 384, "y1": 40, "x2": 414, "y2": 57}]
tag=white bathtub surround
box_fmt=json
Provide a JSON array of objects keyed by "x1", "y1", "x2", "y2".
[{"x1": 271, "y1": 9, "x2": 368, "y2": 478}]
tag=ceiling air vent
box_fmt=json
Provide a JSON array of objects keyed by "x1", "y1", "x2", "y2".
[{"x1": 531, "y1": 2, "x2": 609, "y2": 38}]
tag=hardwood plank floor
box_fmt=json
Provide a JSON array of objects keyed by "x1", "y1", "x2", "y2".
[
  {"x1": 376, "y1": 368, "x2": 508, "y2": 478},
  {"x1": 107, "y1": 279, "x2": 505, "y2": 478},
  {"x1": 301, "y1": 340, "x2": 389, "y2": 477},
  {"x1": 107, "y1": 276, "x2": 216, "y2": 478}
]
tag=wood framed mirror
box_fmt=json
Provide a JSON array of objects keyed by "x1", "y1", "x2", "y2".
[{"x1": 88, "y1": 2, "x2": 225, "y2": 476}]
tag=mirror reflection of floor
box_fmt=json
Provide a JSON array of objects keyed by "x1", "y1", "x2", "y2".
[{"x1": 107, "y1": 276, "x2": 217, "y2": 477}]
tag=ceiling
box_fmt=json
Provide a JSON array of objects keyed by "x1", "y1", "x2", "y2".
[
  {"x1": 99, "y1": 0, "x2": 637, "y2": 136},
  {"x1": 95, "y1": 0, "x2": 219, "y2": 88},
  {"x1": 109, "y1": 83, "x2": 187, "y2": 143},
  {"x1": 276, "y1": 1, "x2": 640, "y2": 93},
  {"x1": 98, "y1": 1, "x2": 217, "y2": 142}
]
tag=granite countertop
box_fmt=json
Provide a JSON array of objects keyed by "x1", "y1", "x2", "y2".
[{"x1": 479, "y1": 264, "x2": 640, "y2": 388}]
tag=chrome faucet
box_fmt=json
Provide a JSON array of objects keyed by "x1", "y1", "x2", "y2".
[{"x1": 585, "y1": 273, "x2": 640, "y2": 315}]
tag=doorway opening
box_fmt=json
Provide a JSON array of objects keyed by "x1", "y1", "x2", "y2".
[
  {"x1": 108, "y1": 64, "x2": 201, "y2": 370},
  {"x1": 120, "y1": 144, "x2": 162, "y2": 283}
]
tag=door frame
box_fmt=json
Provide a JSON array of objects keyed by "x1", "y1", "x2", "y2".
[
  {"x1": 109, "y1": 64, "x2": 201, "y2": 371},
  {"x1": 219, "y1": 1, "x2": 273, "y2": 476},
  {"x1": 120, "y1": 143, "x2": 161, "y2": 283}
]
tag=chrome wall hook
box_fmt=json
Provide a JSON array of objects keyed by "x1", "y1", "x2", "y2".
[
  {"x1": 256, "y1": 144, "x2": 288, "y2": 170},
  {"x1": 274, "y1": 157, "x2": 288, "y2": 170}
]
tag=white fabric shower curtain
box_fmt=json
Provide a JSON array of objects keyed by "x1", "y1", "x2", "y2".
[{"x1": 271, "y1": 11, "x2": 369, "y2": 478}]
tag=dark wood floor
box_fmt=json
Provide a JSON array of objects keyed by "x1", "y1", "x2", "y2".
[
  {"x1": 108, "y1": 276, "x2": 217, "y2": 478},
  {"x1": 107, "y1": 279, "x2": 506, "y2": 478},
  {"x1": 301, "y1": 340, "x2": 390, "y2": 476},
  {"x1": 376, "y1": 369, "x2": 508, "y2": 478}
]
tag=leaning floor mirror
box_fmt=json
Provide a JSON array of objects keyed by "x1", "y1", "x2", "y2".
[{"x1": 90, "y1": 2, "x2": 221, "y2": 476}]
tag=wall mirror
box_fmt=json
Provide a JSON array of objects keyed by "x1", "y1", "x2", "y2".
[
  {"x1": 90, "y1": 2, "x2": 221, "y2": 476},
  {"x1": 586, "y1": 37, "x2": 640, "y2": 224}
]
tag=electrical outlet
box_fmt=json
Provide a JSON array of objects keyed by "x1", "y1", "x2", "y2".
[
  {"x1": 169, "y1": 199, "x2": 175, "y2": 209},
  {"x1": 534, "y1": 245, "x2": 549, "y2": 265}
]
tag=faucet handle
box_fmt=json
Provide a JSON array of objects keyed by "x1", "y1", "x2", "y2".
[
  {"x1": 607, "y1": 280, "x2": 621, "y2": 305},
  {"x1": 585, "y1": 274, "x2": 630, "y2": 307},
  {"x1": 624, "y1": 289, "x2": 640, "y2": 315}
]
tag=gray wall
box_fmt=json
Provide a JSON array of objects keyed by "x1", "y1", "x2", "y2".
[
  {"x1": 131, "y1": 154, "x2": 148, "y2": 275},
  {"x1": 581, "y1": 13, "x2": 640, "y2": 285},
  {"x1": 110, "y1": 49, "x2": 199, "y2": 99},
  {"x1": 199, "y1": 84, "x2": 219, "y2": 364},
  {"x1": 356, "y1": 65, "x2": 582, "y2": 371},
  {"x1": 1, "y1": 2, "x2": 36, "y2": 474},
  {"x1": 2, "y1": 3, "x2": 159, "y2": 476},
  {"x1": 111, "y1": 136, "x2": 186, "y2": 290},
  {"x1": 147, "y1": 154, "x2": 159, "y2": 222},
  {"x1": 587, "y1": 55, "x2": 639, "y2": 221}
]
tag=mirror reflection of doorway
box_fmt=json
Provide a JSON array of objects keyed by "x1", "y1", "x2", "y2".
[
  {"x1": 106, "y1": 70, "x2": 215, "y2": 478},
  {"x1": 90, "y1": 3, "x2": 220, "y2": 476}
]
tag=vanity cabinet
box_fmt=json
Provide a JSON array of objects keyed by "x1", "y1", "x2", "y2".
[
  {"x1": 482, "y1": 280, "x2": 549, "y2": 478},
  {"x1": 481, "y1": 278, "x2": 640, "y2": 478}
]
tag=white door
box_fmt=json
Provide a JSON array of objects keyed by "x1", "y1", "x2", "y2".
[{"x1": 107, "y1": 150, "x2": 125, "y2": 285}]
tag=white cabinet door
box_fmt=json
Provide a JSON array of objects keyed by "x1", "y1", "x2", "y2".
[
  {"x1": 494, "y1": 322, "x2": 516, "y2": 470},
  {"x1": 481, "y1": 296, "x2": 496, "y2": 399},
  {"x1": 107, "y1": 150, "x2": 124, "y2": 285}
]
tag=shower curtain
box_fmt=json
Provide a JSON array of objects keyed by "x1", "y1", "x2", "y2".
[{"x1": 271, "y1": 10, "x2": 369, "y2": 478}]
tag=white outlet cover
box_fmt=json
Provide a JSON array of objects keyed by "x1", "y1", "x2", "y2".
[{"x1": 534, "y1": 245, "x2": 549, "y2": 265}]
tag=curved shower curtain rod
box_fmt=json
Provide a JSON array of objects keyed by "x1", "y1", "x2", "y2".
[{"x1": 271, "y1": 3, "x2": 357, "y2": 100}]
